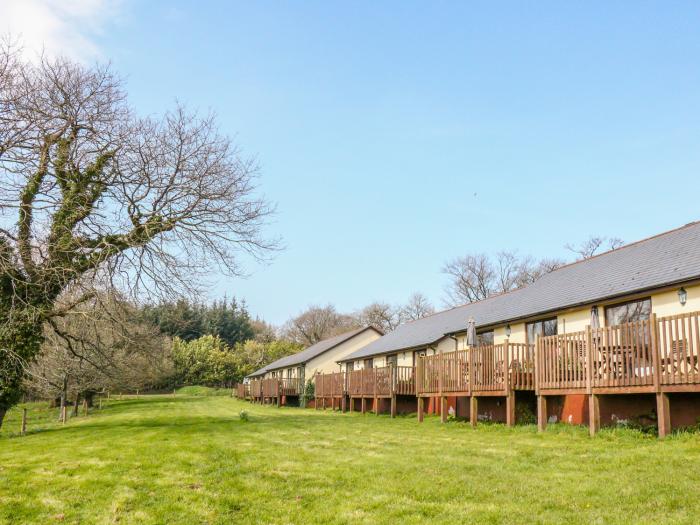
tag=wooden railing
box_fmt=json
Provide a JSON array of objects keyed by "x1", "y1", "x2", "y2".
[
  {"x1": 393, "y1": 366, "x2": 416, "y2": 395},
  {"x1": 591, "y1": 320, "x2": 654, "y2": 388},
  {"x1": 315, "y1": 372, "x2": 345, "y2": 397},
  {"x1": 509, "y1": 343, "x2": 535, "y2": 390},
  {"x1": 279, "y1": 378, "x2": 302, "y2": 396},
  {"x1": 235, "y1": 384, "x2": 245, "y2": 398},
  {"x1": 658, "y1": 312, "x2": 700, "y2": 385},
  {"x1": 537, "y1": 312, "x2": 700, "y2": 392},
  {"x1": 262, "y1": 378, "x2": 279, "y2": 398},
  {"x1": 250, "y1": 379, "x2": 262, "y2": 398},
  {"x1": 416, "y1": 343, "x2": 535, "y2": 395},
  {"x1": 537, "y1": 331, "x2": 588, "y2": 390}
]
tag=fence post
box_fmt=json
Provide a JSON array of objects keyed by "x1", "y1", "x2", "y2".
[
  {"x1": 21, "y1": 408, "x2": 27, "y2": 436},
  {"x1": 650, "y1": 313, "x2": 661, "y2": 393},
  {"x1": 505, "y1": 340, "x2": 515, "y2": 426},
  {"x1": 586, "y1": 325, "x2": 593, "y2": 394}
]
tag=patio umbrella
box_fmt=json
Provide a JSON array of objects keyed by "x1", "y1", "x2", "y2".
[
  {"x1": 590, "y1": 306, "x2": 600, "y2": 330},
  {"x1": 466, "y1": 317, "x2": 477, "y2": 347}
]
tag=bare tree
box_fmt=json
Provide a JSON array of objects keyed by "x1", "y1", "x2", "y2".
[
  {"x1": 442, "y1": 253, "x2": 494, "y2": 305},
  {"x1": 0, "y1": 45, "x2": 275, "y2": 428},
  {"x1": 356, "y1": 302, "x2": 401, "y2": 334},
  {"x1": 399, "y1": 292, "x2": 434, "y2": 322},
  {"x1": 442, "y1": 252, "x2": 564, "y2": 306},
  {"x1": 565, "y1": 235, "x2": 624, "y2": 260},
  {"x1": 282, "y1": 305, "x2": 357, "y2": 346}
]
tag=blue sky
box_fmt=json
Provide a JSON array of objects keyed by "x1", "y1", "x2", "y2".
[{"x1": 5, "y1": 1, "x2": 700, "y2": 324}]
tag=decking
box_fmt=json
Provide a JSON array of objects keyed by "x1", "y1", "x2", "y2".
[{"x1": 240, "y1": 310, "x2": 700, "y2": 437}]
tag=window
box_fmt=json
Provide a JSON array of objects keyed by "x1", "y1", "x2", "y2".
[
  {"x1": 605, "y1": 298, "x2": 651, "y2": 327},
  {"x1": 286, "y1": 368, "x2": 292, "y2": 379},
  {"x1": 346, "y1": 362, "x2": 354, "y2": 372},
  {"x1": 476, "y1": 331, "x2": 494, "y2": 346},
  {"x1": 364, "y1": 358, "x2": 374, "y2": 369},
  {"x1": 385, "y1": 354, "x2": 397, "y2": 367},
  {"x1": 526, "y1": 318, "x2": 558, "y2": 343}
]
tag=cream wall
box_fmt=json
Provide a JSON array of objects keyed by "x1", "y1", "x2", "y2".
[
  {"x1": 305, "y1": 328, "x2": 381, "y2": 380},
  {"x1": 651, "y1": 284, "x2": 700, "y2": 318}
]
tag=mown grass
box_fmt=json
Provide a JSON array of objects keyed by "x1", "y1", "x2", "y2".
[{"x1": 1, "y1": 395, "x2": 699, "y2": 524}]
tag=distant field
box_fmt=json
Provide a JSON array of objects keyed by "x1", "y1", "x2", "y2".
[{"x1": 1, "y1": 394, "x2": 700, "y2": 524}]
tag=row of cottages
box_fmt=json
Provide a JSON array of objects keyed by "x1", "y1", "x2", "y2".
[
  {"x1": 243, "y1": 327, "x2": 382, "y2": 406},
  {"x1": 242, "y1": 221, "x2": 700, "y2": 437}
]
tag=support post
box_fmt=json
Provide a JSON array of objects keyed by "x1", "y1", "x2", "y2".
[
  {"x1": 588, "y1": 394, "x2": 600, "y2": 436},
  {"x1": 374, "y1": 397, "x2": 379, "y2": 416},
  {"x1": 440, "y1": 396, "x2": 447, "y2": 423},
  {"x1": 506, "y1": 392, "x2": 515, "y2": 427},
  {"x1": 322, "y1": 397, "x2": 326, "y2": 410},
  {"x1": 21, "y1": 408, "x2": 27, "y2": 436},
  {"x1": 537, "y1": 395, "x2": 547, "y2": 432},
  {"x1": 656, "y1": 392, "x2": 671, "y2": 438},
  {"x1": 417, "y1": 396, "x2": 424, "y2": 422},
  {"x1": 277, "y1": 395, "x2": 281, "y2": 408},
  {"x1": 82, "y1": 398, "x2": 88, "y2": 416},
  {"x1": 470, "y1": 396, "x2": 478, "y2": 427},
  {"x1": 390, "y1": 395, "x2": 397, "y2": 418},
  {"x1": 341, "y1": 396, "x2": 347, "y2": 413},
  {"x1": 361, "y1": 397, "x2": 366, "y2": 414}
]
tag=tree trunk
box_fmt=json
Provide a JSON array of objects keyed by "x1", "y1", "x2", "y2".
[
  {"x1": 58, "y1": 376, "x2": 68, "y2": 421},
  {"x1": 84, "y1": 391, "x2": 95, "y2": 408},
  {"x1": 0, "y1": 407, "x2": 7, "y2": 431},
  {"x1": 71, "y1": 395, "x2": 80, "y2": 417}
]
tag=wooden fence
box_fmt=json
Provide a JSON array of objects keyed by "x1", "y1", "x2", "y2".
[
  {"x1": 416, "y1": 343, "x2": 535, "y2": 395},
  {"x1": 537, "y1": 312, "x2": 700, "y2": 392}
]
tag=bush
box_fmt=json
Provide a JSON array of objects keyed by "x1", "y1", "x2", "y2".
[
  {"x1": 299, "y1": 380, "x2": 315, "y2": 408},
  {"x1": 172, "y1": 335, "x2": 238, "y2": 387},
  {"x1": 239, "y1": 410, "x2": 249, "y2": 422}
]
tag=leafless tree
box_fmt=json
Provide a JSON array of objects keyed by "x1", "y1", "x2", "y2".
[
  {"x1": 399, "y1": 292, "x2": 434, "y2": 322},
  {"x1": 565, "y1": 235, "x2": 624, "y2": 260},
  {"x1": 356, "y1": 302, "x2": 401, "y2": 334},
  {"x1": 442, "y1": 252, "x2": 564, "y2": 306},
  {"x1": 0, "y1": 44, "x2": 276, "y2": 428},
  {"x1": 27, "y1": 295, "x2": 173, "y2": 415},
  {"x1": 442, "y1": 253, "x2": 494, "y2": 305},
  {"x1": 282, "y1": 305, "x2": 357, "y2": 346}
]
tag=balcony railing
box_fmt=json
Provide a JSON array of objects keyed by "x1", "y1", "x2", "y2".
[
  {"x1": 416, "y1": 343, "x2": 535, "y2": 395},
  {"x1": 537, "y1": 312, "x2": 700, "y2": 392},
  {"x1": 315, "y1": 372, "x2": 345, "y2": 397}
]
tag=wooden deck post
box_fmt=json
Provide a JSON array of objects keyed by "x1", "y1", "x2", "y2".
[
  {"x1": 361, "y1": 397, "x2": 366, "y2": 415},
  {"x1": 440, "y1": 396, "x2": 447, "y2": 423},
  {"x1": 349, "y1": 397, "x2": 354, "y2": 413},
  {"x1": 506, "y1": 392, "x2": 515, "y2": 427},
  {"x1": 656, "y1": 392, "x2": 671, "y2": 438},
  {"x1": 537, "y1": 395, "x2": 547, "y2": 432},
  {"x1": 588, "y1": 394, "x2": 600, "y2": 437},
  {"x1": 650, "y1": 313, "x2": 661, "y2": 393},
  {"x1": 277, "y1": 395, "x2": 281, "y2": 408},
  {"x1": 341, "y1": 396, "x2": 347, "y2": 413},
  {"x1": 322, "y1": 397, "x2": 326, "y2": 410},
  {"x1": 390, "y1": 395, "x2": 396, "y2": 418},
  {"x1": 417, "y1": 396, "x2": 424, "y2": 423},
  {"x1": 469, "y1": 396, "x2": 477, "y2": 427},
  {"x1": 20, "y1": 408, "x2": 27, "y2": 436}
]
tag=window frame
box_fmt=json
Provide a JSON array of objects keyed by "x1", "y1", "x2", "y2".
[
  {"x1": 604, "y1": 297, "x2": 652, "y2": 327},
  {"x1": 526, "y1": 317, "x2": 558, "y2": 344}
]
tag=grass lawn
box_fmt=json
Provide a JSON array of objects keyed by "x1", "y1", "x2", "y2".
[{"x1": 1, "y1": 395, "x2": 699, "y2": 524}]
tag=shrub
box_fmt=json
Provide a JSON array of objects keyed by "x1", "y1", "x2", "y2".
[{"x1": 239, "y1": 410, "x2": 249, "y2": 422}]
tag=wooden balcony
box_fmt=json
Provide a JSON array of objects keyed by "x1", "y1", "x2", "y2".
[
  {"x1": 279, "y1": 378, "x2": 302, "y2": 397},
  {"x1": 250, "y1": 379, "x2": 262, "y2": 398},
  {"x1": 416, "y1": 342, "x2": 535, "y2": 397},
  {"x1": 345, "y1": 366, "x2": 415, "y2": 398},
  {"x1": 537, "y1": 312, "x2": 700, "y2": 395}
]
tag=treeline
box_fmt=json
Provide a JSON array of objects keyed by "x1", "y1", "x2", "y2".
[{"x1": 25, "y1": 296, "x2": 301, "y2": 409}]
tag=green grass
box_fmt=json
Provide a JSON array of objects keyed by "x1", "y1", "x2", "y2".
[{"x1": 1, "y1": 396, "x2": 700, "y2": 524}]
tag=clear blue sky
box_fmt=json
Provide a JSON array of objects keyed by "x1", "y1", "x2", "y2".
[{"x1": 11, "y1": 1, "x2": 700, "y2": 324}]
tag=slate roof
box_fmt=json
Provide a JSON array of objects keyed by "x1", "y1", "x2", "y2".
[
  {"x1": 246, "y1": 326, "x2": 380, "y2": 378},
  {"x1": 342, "y1": 221, "x2": 700, "y2": 361}
]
